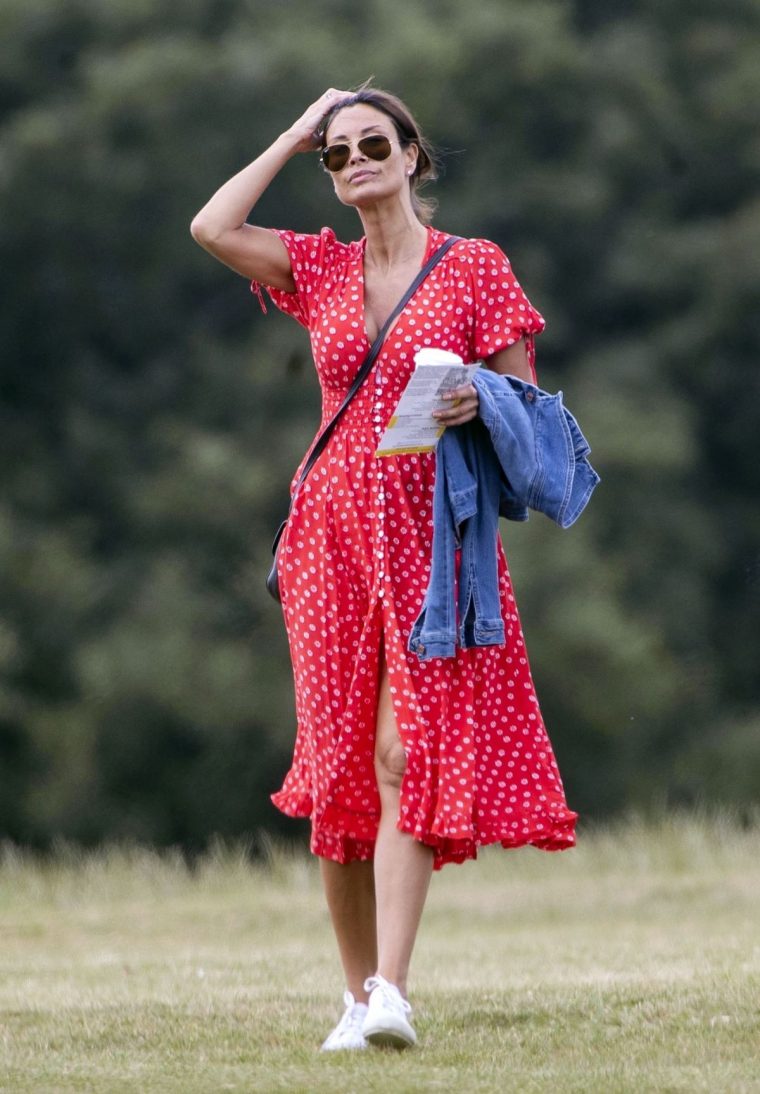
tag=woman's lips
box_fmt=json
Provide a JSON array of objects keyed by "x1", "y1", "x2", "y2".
[{"x1": 348, "y1": 170, "x2": 376, "y2": 184}]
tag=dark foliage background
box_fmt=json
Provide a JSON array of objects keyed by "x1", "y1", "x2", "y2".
[{"x1": 1, "y1": 0, "x2": 759, "y2": 848}]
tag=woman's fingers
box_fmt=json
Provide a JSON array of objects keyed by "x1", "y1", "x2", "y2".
[
  {"x1": 287, "y1": 89, "x2": 351, "y2": 151},
  {"x1": 322, "y1": 88, "x2": 349, "y2": 105},
  {"x1": 433, "y1": 384, "x2": 479, "y2": 425}
]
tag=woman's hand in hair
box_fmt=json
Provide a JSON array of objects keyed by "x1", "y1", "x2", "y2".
[{"x1": 284, "y1": 89, "x2": 350, "y2": 153}]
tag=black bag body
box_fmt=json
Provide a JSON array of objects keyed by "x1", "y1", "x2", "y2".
[{"x1": 266, "y1": 521, "x2": 287, "y2": 602}]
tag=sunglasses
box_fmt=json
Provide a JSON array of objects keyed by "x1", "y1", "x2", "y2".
[{"x1": 320, "y1": 134, "x2": 398, "y2": 173}]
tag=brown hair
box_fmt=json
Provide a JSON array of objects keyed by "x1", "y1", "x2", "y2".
[{"x1": 317, "y1": 84, "x2": 439, "y2": 225}]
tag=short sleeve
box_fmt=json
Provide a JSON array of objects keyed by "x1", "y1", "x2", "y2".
[
  {"x1": 250, "y1": 227, "x2": 336, "y2": 329},
  {"x1": 467, "y1": 239, "x2": 545, "y2": 377}
]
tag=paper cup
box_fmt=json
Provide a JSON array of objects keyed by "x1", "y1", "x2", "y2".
[{"x1": 414, "y1": 347, "x2": 464, "y2": 368}]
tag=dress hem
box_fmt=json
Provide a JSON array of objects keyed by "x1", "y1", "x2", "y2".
[{"x1": 272, "y1": 789, "x2": 577, "y2": 869}]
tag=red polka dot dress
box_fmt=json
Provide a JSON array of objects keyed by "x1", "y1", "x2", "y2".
[{"x1": 257, "y1": 225, "x2": 577, "y2": 869}]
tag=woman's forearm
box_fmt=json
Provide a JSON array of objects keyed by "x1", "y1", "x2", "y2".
[
  {"x1": 190, "y1": 131, "x2": 302, "y2": 243},
  {"x1": 190, "y1": 88, "x2": 345, "y2": 246},
  {"x1": 485, "y1": 340, "x2": 534, "y2": 383}
]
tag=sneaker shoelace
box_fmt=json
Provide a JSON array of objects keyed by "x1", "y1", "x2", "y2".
[
  {"x1": 334, "y1": 991, "x2": 368, "y2": 1036},
  {"x1": 364, "y1": 975, "x2": 413, "y2": 1016}
]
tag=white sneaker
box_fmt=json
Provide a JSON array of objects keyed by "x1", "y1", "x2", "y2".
[
  {"x1": 362, "y1": 974, "x2": 417, "y2": 1048},
  {"x1": 319, "y1": 991, "x2": 369, "y2": 1052}
]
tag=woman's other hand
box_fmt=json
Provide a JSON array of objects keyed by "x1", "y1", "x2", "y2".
[{"x1": 434, "y1": 383, "x2": 479, "y2": 427}]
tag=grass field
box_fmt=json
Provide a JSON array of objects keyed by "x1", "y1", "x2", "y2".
[{"x1": 1, "y1": 812, "x2": 759, "y2": 1093}]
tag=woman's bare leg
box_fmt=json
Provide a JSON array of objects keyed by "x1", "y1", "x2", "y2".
[
  {"x1": 319, "y1": 858, "x2": 377, "y2": 1002},
  {"x1": 372, "y1": 664, "x2": 434, "y2": 997},
  {"x1": 319, "y1": 664, "x2": 433, "y2": 1003}
]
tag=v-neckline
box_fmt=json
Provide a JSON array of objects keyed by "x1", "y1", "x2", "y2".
[{"x1": 359, "y1": 226, "x2": 437, "y2": 347}]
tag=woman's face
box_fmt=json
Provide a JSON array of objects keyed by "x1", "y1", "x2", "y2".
[{"x1": 323, "y1": 103, "x2": 418, "y2": 211}]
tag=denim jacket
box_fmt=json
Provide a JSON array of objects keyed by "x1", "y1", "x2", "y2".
[{"x1": 408, "y1": 369, "x2": 600, "y2": 660}]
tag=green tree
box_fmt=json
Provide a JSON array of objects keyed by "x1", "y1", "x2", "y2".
[{"x1": 1, "y1": 0, "x2": 758, "y2": 847}]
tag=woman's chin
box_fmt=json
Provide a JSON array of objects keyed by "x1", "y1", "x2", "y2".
[{"x1": 336, "y1": 182, "x2": 399, "y2": 210}]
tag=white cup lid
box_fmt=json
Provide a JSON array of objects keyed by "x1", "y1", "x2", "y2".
[{"x1": 414, "y1": 347, "x2": 464, "y2": 368}]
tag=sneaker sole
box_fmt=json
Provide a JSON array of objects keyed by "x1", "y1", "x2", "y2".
[
  {"x1": 364, "y1": 1024, "x2": 416, "y2": 1049},
  {"x1": 320, "y1": 1040, "x2": 368, "y2": 1052}
]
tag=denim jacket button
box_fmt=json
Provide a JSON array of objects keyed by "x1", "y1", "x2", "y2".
[
  {"x1": 525, "y1": 390, "x2": 535, "y2": 402},
  {"x1": 417, "y1": 644, "x2": 426, "y2": 655}
]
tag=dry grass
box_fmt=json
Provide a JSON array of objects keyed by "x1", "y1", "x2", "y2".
[{"x1": 1, "y1": 812, "x2": 759, "y2": 1092}]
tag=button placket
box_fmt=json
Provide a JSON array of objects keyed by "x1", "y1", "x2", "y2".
[{"x1": 373, "y1": 364, "x2": 387, "y2": 597}]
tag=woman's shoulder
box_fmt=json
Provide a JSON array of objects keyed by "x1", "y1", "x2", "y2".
[
  {"x1": 304, "y1": 226, "x2": 363, "y2": 257},
  {"x1": 443, "y1": 233, "x2": 510, "y2": 265},
  {"x1": 274, "y1": 226, "x2": 362, "y2": 268}
]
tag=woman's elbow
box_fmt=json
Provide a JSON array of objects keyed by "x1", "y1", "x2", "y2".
[
  {"x1": 190, "y1": 214, "x2": 218, "y2": 246},
  {"x1": 189, "y1": 215, "x2": 205, "y2": 243}
]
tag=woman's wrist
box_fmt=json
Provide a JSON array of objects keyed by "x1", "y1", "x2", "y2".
[
  {"x1": 275, "y1": 125, "x2": 319, "y2": 157},
  {"x1": 273, "y1": 129, "x2": 302, "y2": 154}
]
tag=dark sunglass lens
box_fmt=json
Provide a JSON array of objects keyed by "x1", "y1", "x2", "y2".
[
  {"x1": 321, "y1": 136, "x2": 392, "y2": 171},
  {"x1": 322, "y1": 144, "x2": 350, "y2": 172},
  {"x1": 360, "y1": 136, "x2": 392, "y2": 160}
]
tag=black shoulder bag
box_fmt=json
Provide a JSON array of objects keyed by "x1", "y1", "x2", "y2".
[{"x1": 266, "y1": 235, "x2": 461, "y2": 603}]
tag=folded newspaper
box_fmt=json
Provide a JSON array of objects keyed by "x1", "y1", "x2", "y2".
[{"x1": 375, "y1": 348, "x2": 481, "y2": 456}]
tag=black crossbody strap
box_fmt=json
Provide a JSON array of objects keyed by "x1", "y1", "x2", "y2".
[{"x1": 290, "y1": 234, "x2": 462, "y2": 496}]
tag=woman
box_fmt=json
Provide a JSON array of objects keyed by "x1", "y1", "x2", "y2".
[{"x1": 191, "y1": 85, "x2": 577, "y2": 1051}]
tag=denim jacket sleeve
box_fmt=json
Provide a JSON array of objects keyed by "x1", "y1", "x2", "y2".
[
  {"x1": 473, "y1": 370, "x2": 600, "y2": 529},
  {"x1": 407, "y1": 432, "x2": 479, "y2": 660}
]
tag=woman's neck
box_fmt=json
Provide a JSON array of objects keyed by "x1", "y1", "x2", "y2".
[{"x1": 359, "y1": 204, "x2": 429, "y2": 273}]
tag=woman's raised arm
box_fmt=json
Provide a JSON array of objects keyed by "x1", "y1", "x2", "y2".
[{"x1": 189, "y1": 88, "x2": 347, "y2": 288}]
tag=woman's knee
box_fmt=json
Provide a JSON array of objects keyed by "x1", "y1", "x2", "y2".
[
  {"x1": 375, "y1": 738, "x2": 407, "y2": 790},
  {"x1": 375, "y1": 661, "x2": 407, "y2": 789}
]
